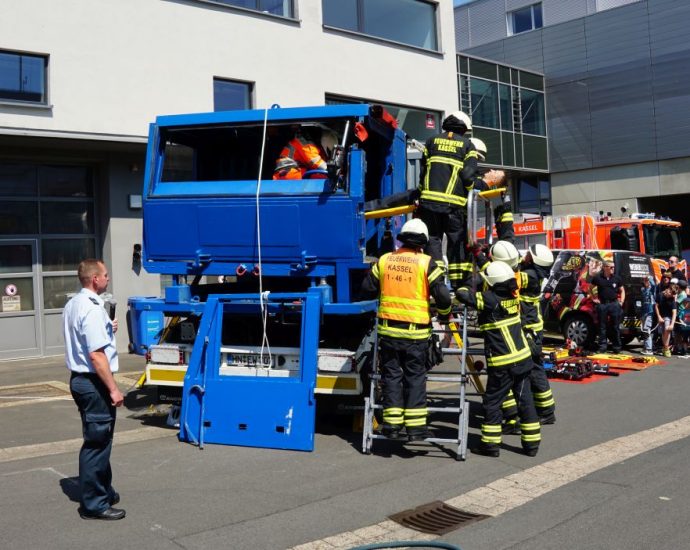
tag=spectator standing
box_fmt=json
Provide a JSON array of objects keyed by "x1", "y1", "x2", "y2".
[
  {"x1": 63, "y1": 259, "x2": 125, "y2": 520},
  {"x1": 640, "y1": 275, "x2": 656, "y2": 355},
  {"x1": 591, "y1": 261, "x2": 625, "y2": 353},
  {"x1": 655, "y1": 284, "x2": 677, "y2": 358}
]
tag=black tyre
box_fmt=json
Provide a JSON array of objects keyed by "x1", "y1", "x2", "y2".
[{"x1": 563, "y1": 313, "x2": 595, "y2": 347}]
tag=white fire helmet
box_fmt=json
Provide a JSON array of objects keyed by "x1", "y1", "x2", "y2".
[
  {"x1": 470, "y1": 137, "x2": 487, "y2": 161},
  {"x1": 529, "y1": 244, "x2": 554, "y2": 267},
  {"x1": 481, "y1": 261, "x2": 516, "y2": 287},
  {"x1": 442, "y1": 111, "x2": 472, "y2": 132},
  {"x1": 490, "y1": 240, "x2": 520, "y2": 269},
  {"x1": 399, "y1": 218, "x2": 429, "y2": 241}
]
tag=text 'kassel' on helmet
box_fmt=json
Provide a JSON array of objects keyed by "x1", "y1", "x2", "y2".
[
  {"x1": 490, "y1": 240, "x2": 520, "y2": 269},
  {"x1": 481, "y1": 261, "x2": 516, "y2": 287}
]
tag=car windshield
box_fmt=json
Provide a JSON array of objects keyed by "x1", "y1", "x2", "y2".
[{"x1": 643, "y1": 225, "x2": 682, "y2": 258}]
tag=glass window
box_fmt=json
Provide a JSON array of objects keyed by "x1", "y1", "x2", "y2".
[
  {"x1": 40, "y1": 202, "x2": 94, "y2": 234},
  {"x1": 501, "y1": 131, "x2": 515, "y2": 167},
  {"x1": 43, "y1": 275, "x2": 79, "y2": 310},
  {"x1": 213, "y1": 78, "x2": 253, "y2": 111},
  {"x1": 521, "y1": 89, "x2": 546, "y2": 136},
  {"x1": 0, "y1": 164, "x2": 38, "y2": 196},
  {"x1": 517, "y1": 176, "x2": 550, "y2": 215},
  {"x1": 323, "y1": 0, "x2": 357, "y2": 31},
  {"x1": 325, "y1": 94, "x2": 441, "y2": 142},
  {"x1": 0, "y1": 201, "x2": 38, "y2": 234},
  {"x1": 520, "y1": 71, "x2": 544, "y2": 91},
  {"x1": 42, "y1": 238, "x2": 96, "y2": 272},
  {"x1": 0, "y1": 244, "x2": 32, "y2": 274},
  {"x1": 498, "y1": 65, "x2": 510, "y2": 84},
  {"x1": 499, "y1": 84, "x2": 513, "y2": 132},
  {"x1": 0, "y1": 50, "x2": 47, "y2": 104},
  {"x1": 38, "y1": 166, "x2": 93, "y2": 197},
  {"x1": 469, "y1": 59, "x2": 496, "y2": 81},
  {"x1": 323, "y1": 0, "x2": 438, "y2": 51},
  {"x1": 210, "y1": 0, "x2": 293, "y2": 17},
  {"x1": 473, "y1": 129, "x2": 500, "y2": 166},
  {"x1": 470, "y1": 78, "x2": 499, "y2": 129},
  {"x1": 523, "y1": 135, "x2": 548, "y2": 170},
  {"x1": 0, "y1": 277, "x2": 34, "y2": 312},
  {"x1": 508, "y1": 4, "x2": 543, "y2": 35}
]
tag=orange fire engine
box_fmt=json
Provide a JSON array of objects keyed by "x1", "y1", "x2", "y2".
[{"x1": 477, "y1": 211, "x2": 685, "y2": 279}]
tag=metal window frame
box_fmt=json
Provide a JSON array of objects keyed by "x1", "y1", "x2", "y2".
[
  {"x1": 212, "y1": 77, "x2": 255, "y2": 111},
  {"x1": 506, "y1": 2, "x2": 543, "y2": 36},
  {"x1": 0, "y1": 48, "x2": 49, "y2": 106}
]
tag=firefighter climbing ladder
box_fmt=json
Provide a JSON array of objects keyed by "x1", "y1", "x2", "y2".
[{"x1": 361, "y1": 187, "x2": 506, "y2": 461}]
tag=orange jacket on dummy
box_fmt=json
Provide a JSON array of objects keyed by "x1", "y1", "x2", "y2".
[{"x1": 273, "y1": 136, "x2": 328, "y2": 180}]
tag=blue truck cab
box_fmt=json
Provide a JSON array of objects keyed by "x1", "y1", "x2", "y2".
[{"x1": 127, "y1": 104, "x2": 412, "y2": 450}]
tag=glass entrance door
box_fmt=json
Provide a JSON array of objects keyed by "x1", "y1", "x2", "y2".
[{"x1": 0, "y1": 240, "x2": 41, "y2": 359}]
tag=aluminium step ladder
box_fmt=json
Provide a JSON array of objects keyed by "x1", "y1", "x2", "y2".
[{"x1": 361, "y1": 306, "x2": 476, "y2": 461}]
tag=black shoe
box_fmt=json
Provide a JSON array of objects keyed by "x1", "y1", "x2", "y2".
[
  {"x1": 539, "y1": 413, "x2": 556, "y2": 425},
  {"x1": 502, "y1": 421, "x2": 521, "y2": 435},
  {"x1": 407, "y1": 428, "x2": 432, "y2": 442},
  {"x1": 612, "y1": 348, "x2": 622, "y2": 354},
  {"x1": 381, "y1": 426, "x2": 405, "y2": 440},
  {"x1": 523, "y1": 447, "x2": 539, "y2": 457},
  {"x1": 79, "y1": 507, "x2": 126, "y2": 521},
  {"x1": 110, "y1": 492, "x2": 120, "y2": 506},
  {"x1": 471, "y1": 445, "x2": 500, "y2": 458}
]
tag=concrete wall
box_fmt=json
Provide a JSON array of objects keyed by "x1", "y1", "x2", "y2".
[{"x1": 1, "y1": 0, "x2": 458, "y2": 140}]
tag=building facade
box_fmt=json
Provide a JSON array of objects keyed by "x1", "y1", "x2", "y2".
[
  {"x1": 455, "y1": 0, "x2": 690, "y2": 254},
  {"x1": 0, "y1": 0, "x2": 458, "y2": 359}
]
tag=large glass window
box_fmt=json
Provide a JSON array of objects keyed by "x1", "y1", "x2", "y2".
[
  {"x1": 326, "y1": 94, "x2": 441, "y2": 142},
  {"x1": 322, "y1": 0, "x2": 438, "y2": 51},
  {"x1": 470, "y1": 79, "x2": 499, "y2": 129},
  {"x1": 508, "y1": 3, "x2": 543, "y2": 35},
  {"x1": 209, "y1": 0, "x2": 293, "y2": 17},
  {"x1": 214, "y1": 78, "x2": 253, "y2": 111},
  {"x1": 517, "y1": 176, "x2": 550, "y2": 215},
  {"x1": 0, "y1": 50, "x2": 47, "y2": 104},
  {"x1": 521, "y1": 89, "x2": 546, "y2": 136},
  {"x1": 499, "y1": 84, "x2": 513, "y2": 131}
]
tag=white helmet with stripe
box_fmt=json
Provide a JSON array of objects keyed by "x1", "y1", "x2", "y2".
[
  {"x1": 481, "y1": 261, "x2": 515, "y2": 287},
  {"x1": 490, "y1": 240, "x2": 520, "y2": 269}
]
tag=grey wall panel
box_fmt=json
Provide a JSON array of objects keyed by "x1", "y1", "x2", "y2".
[
  {"x1": 467, "y1": 0, "x2": 508, "y2": 47},
  {"x1": 546, "y1": 81, "x2": 593, "y2": 172},
  {"x1": 543, "y1": 0, "x2": 588, "y2": 26},
  {"x1": 585, "y1": 2, "x2": 651, "y2": 72},
  {"x1": 541, "y1": 20, "x2": 587, "y2": 84},
  {"x1": 464, "y1": 41, "x2": 507, "y2": 63},
  {"x1": 455, "y1": 7, "x2": 471, "y2": 51},
  {"x1": 506, "y1": 0, "x2": 539, "y2": 10},
  {"x1": 648, "y1": 0, "x2": 690, "y2": 56},
  {"x1": 501, "y1": 32, "x2": 544, "y2": 72}
]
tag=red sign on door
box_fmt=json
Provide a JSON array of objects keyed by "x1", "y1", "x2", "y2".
[{"x1": 425, "y1": 114, "x2": 436, "y2": 129}]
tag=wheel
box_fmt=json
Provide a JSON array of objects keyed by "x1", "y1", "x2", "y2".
[{"x1": 563, "y1": 313, "x2": 595, "y2": 347}]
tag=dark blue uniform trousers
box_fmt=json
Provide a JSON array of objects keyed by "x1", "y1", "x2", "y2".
[{"x1": 70, "y1": 373, "x2": 117, "y2": 514}]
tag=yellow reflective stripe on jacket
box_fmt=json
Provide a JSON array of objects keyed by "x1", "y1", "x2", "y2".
[
  {"x1": 479, "y1": 315, "x2": 521, "y2": 331},
  {"x1": 419, "y1": 189, "x2": 468, "y2": 207},
  {"x1": 378, "y1": 320, "x2": 431, "y2": 340},
  {"x1": 428, "y1": 266, "x2": 445, "y2": 284},
  {"x1": 486, "y1": 345, "x2": 531, "y2": 367},
  {"x1": 519, "y1": 294, "x2": 541, "y2": 304},
  {"x1": 476, "y1": 293, "x2": 485, "y2": 311},
  {"x1": 524, "y1": 320, "x2": 544, "y2": 332}
]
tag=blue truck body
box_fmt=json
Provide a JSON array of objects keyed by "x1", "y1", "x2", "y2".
[{"x1": 127, "y1": 104, "x2": 411, "y2": 450}]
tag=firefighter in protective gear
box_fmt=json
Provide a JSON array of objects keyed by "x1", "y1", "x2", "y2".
[
  {"x1": 500, "y1": 244, "x2": 557, "y2": 434},
  {"x1": 417, "y1": 110, "x2": 478, "y2": 289},
  {"x1": 273, "y1": 126, "x2": 332, "y2": 180},
  {"x1": 456, "y1": 261, "x2": 541, "y2": 457},
  {"x1": 359, "y1": 219, "x2": 452, "y2": 442}
]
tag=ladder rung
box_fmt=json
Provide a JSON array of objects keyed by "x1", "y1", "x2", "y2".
[
  {"x1": 427, "y1": 376, "x2": 463, "y2": 382},
  {"x1": 441, "y1": 349, "x2": 465, "y2": 356},
  {"x1": 427, "y1": 406, "x2": 461, "y2": 413}
]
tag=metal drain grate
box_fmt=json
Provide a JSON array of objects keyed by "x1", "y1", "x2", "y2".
[
  {"x1": 389, "y1": 500, "x2": 489, "y2": 535},
  {"x1": 0, "y1": 383, "x2": 69, "y2": 399}
]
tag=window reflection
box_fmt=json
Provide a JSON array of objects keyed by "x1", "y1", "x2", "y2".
[
  {"x1": 0, "y1": 245, "x2": 32, "y2": 273},
  {"x1": 43, "y1": 275, "x2": 80, "y2": 310},
  {"x1": 470, "y1": 79, "x2": 499, "y2": 129},
  {"x1": 42, "y1": 239, "x2": 96, "y2": 272},
  {"x1": 521, "y1": 89, "x2": 546, "y2": 136},
  {"x1": 40, "y1": 202, "x2": 94, "y2": 234}
]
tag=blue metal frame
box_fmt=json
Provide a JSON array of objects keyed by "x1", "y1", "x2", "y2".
[{"x1": 179, "y1": 290, "x2": 323, "y2": 451}]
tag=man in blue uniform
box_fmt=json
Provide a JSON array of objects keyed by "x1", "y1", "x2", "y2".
[{"x1": 63, "y1": 259, "x2": 125, "y2": 520}]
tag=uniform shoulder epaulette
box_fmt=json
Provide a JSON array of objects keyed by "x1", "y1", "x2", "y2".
[{"x1": 89, "y1": 297, "x2": 99, "y2": 305}]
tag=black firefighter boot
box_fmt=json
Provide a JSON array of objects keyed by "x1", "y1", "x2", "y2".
[{"x1": 472, "y1": 443, "x2": 500, "y2": 458}]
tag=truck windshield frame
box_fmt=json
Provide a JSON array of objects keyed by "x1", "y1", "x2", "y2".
[
  {"x1": 643, "y1": 224, "x2": 682, "y2": 258},
  {"x1": 152, "y1": 119, "x2": 353, "y2": 196}
]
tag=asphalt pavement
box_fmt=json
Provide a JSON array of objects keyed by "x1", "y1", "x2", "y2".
[{"x1": 1, "y1": 342, "x2": 689, "y2": 550}]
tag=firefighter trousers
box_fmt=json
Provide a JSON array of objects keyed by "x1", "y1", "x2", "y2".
[
  {"x1": 379, "y1": 336, "x2": 429, "y2": 431},
  {"x1": 482, "y1": 364, "x2": 541, "y2": 453},
  {"x1": 417, "y1": 206, "x2": 471, "y2": 289}
]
